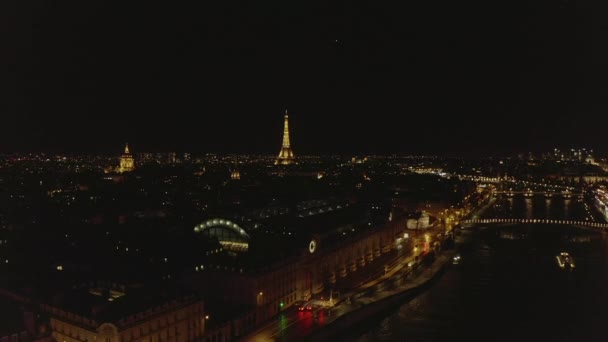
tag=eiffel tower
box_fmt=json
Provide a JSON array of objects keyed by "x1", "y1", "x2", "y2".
[{"x1": 275, "y1": 110, "x2": 296, "y2": 165}]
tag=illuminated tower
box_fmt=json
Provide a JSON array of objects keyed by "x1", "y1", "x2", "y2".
[
  {"x1": 119, "y1": 143, "x2": 136, "y2": 173},
  {"x1": 275, "y1": 111, "x2": 296, "y2": 165},
  {"x1": 230, "y1": 159, "x2": 241, "y2": 180}
]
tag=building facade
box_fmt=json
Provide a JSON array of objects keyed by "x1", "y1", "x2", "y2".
[
  {"x1": 119, "y1": 143, "x2": 136, "y2": 173},
  {"x1": 43, "y1": 296, "x2": 205, "y2": 342},
  {"x1": 189, "y1": 215, "x2": 408, "y2": 340}
]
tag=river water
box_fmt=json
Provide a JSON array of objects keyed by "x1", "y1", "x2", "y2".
[{"x1": 353, "y1": 195, "x2": 608, "y2": 341}]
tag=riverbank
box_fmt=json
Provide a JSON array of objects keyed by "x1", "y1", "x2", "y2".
[{"x1": 304, "y1": 251, "x2": 455, "y2": 341}]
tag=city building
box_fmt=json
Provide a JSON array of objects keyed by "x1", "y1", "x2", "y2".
[
  {"x1": 274, "y1": 111, "x2": 296, "y2": 165},
  {"x1": 0, "y1": 152, "x2": 478, "y2": 342},
  {"x1": 546, "y1": 148, "x2": 596, "y2": 164},
  {"x1": 406, "y1": 211, "x2": 430, "y2": 229},
  {"x1": 119, "y1": 143, "x2": 136, "y2": 173},
  {"x1": 41, "y1": 284, "x2": 205, "y2": 342},
  {"x1": 186, "y1": 202, "x2": 408, "y2": 339}
]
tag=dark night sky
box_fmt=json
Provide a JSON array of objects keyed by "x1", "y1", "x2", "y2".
[{"x1": 2, "y1": 1, "x2": 608, "y2": 155}]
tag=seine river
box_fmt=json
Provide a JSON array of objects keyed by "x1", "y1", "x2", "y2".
[{"x1": 351, "y1": 195, "x2": 608, "y2": 341}]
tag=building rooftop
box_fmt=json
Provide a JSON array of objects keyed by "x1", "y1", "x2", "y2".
[
  {"x1": 195, "y1": 201, "x2": 392, "y2": 272},
  {"x1": 42, "y1": 283, "x2": 200, "y2": 328}
]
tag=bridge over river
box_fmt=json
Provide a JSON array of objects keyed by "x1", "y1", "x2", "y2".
[
  {"x1": 465, "y1": 189, "x2": 607, "y2": 230},
  {"x1": 462, "y1": 218, "x2": 608, "y2": 230},
  {"x1": 355, "y1": 179, "x2": 608, "y2": 342},
  {"x1": 492, "y1": 191, "x2": 583, "y2": 199}
]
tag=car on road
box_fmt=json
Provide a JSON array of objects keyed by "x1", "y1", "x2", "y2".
[{"x1": 298, "y1": 304, "x2": 313, "y2": 312}]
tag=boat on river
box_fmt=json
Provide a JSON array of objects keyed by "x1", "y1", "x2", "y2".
[{"x1": 556, "y1": 252, "x2": 575, "y2": 269}]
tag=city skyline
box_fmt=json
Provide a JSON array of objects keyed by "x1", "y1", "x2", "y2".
[
  {"x1": 4, "y1": 2, "x2": 608, "y2": 341},
  {"x1": 1, "y1": 111, "x2": 606, "y2": 157},
  {"x1": 2, "y1": 143, "x2": 607, "y2": 341}
]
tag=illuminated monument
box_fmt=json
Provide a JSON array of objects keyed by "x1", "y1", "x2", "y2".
[
  {"x1": 230, "y1": 160, "x2": 241, "y2": 180},
  {"x1": 275, "y1": 111, "x2": 296, "y2": 165},
  {"x1": 119, "y1": 143, "x2": 135, "y2": 173}
]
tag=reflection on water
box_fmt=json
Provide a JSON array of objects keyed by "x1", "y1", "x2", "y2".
[
  {"x1": 354, "y1": 225, "x2": 608, "y2": 342},
  {"x1": 484, "y1": 194, "x2": 583, "y2": 221}
]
